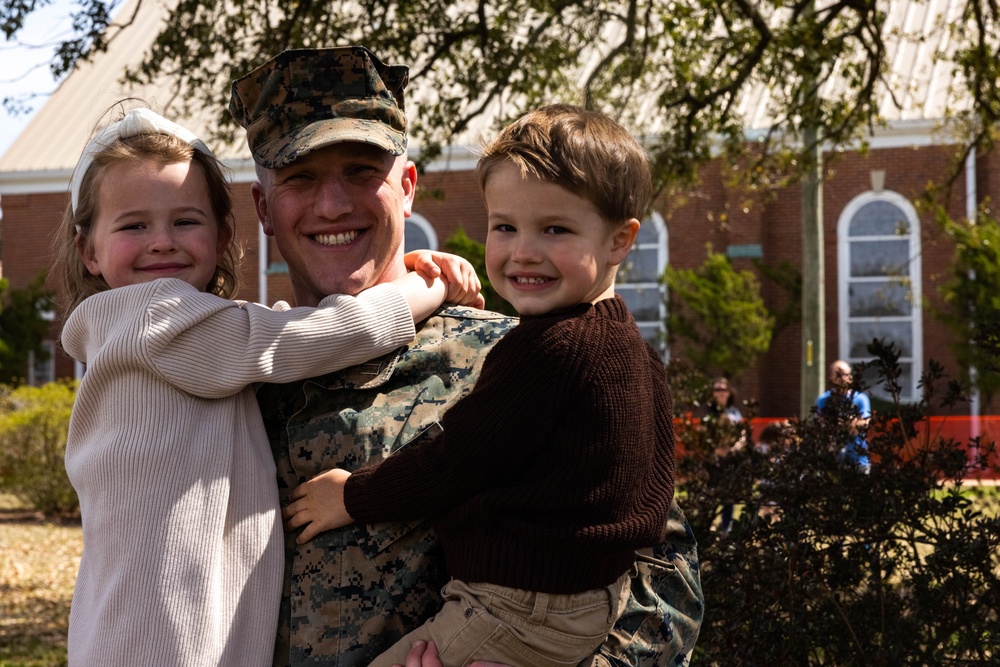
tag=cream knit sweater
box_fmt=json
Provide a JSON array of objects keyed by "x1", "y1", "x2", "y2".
[{"x1": 62, "y1": 278, "x2": 415, "y2": 667}]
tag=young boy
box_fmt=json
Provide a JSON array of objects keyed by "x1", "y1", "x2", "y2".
[{"x1": 281, "y1": 104, "x2": 676, "y2": 667}]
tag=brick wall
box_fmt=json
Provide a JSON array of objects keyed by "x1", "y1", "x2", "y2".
[
  {"x1": 617, "y1": 144, "x2": 976, "y2": 418},
  {"x1": 2, "y1": 142, "x2": 993, "y2": 417},
  {"x1": 415, "y1": 169, "x2": 490, "y2": 244}
]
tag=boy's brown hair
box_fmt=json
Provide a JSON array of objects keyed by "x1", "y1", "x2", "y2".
[
  {"x1": 476, "y1": 104, "x2": 652, "y2": 224},
  {"x1": 53, "y1": 132, "x2": 240, "y2": 314}
]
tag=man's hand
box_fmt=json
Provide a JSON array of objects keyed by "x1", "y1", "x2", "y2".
[
  {"x1": 282, "y1": 468, "x2": 353, "y2": 544},
  {"x1": 392, "y1": 640, "x2": 438, "y2": 667},
  {"x1": 391, "y1": 640, "x2": 511, "y2": 667}
]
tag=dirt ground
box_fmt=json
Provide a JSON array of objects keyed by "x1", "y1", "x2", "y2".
[{"x1": 0, "y1": 493, "x2": 81, "y2": 666}]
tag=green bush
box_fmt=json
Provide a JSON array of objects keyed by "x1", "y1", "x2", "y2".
[
  {"x1": 0, "y1": 273, "x2": 55, "y2": 387},
  {"x1": 0, "y1": 381, "x2": 78, "y2": 516},
  {"x1": 671, "y1": 341, "x2": 1000, "y2": 665},
  {"x1": 665, "y1": 247, "x2": 774, "y2": 378}
]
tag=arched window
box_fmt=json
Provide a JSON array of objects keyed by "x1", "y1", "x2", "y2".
[
  {"x1": 837, "y1": 191, "x2": 922, "y2": 401},
  {"x1": 617, "y1": 212, "x2": 668, "y2": 354},
  {"x1": 404, "y1": 213, "x2": 439, "y2": 252}
]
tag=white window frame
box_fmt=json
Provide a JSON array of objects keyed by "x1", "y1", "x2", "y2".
[
  {"x1": 618, "y1": 211, "x2": 668, "y2": 355},
  {"x1": 27, "y1": 340, "x2": 56, "y2": 387},
  {"x1": 837, "y1": 190, "x2": 923, "y2": 401}
]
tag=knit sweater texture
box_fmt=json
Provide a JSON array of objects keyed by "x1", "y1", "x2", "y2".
[
  {"x1": 346, "y1": 296, "x2": 675, "y2": 594},
  {"x1": 61, "y1": 278, "x2": 415, "y2": 667}
]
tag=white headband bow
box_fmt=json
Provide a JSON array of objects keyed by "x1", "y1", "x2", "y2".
[{"x1": 70, "y1": 107, "x2": 215, "y2": 213}]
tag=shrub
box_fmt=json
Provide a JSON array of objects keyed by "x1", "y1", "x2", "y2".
[
  {"x1": 0, "y1": 273, "x2": 55, "y2": 386},
  {"x1": 665, "y1": 247, "x2": 774, "y2": 378},
  {"x1": 672, "y1": 342, "x2": 1000, "y2": 665},
  {"x1": 0, "y1": 381, "x2": 78, "y2": 516}
]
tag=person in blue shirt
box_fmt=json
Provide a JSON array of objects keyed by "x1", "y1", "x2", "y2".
[{"x1": 816, "y1": 359, "x2": 872, "y2": 473}]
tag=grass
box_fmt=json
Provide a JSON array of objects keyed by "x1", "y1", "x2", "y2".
[
  {"x1": 0, "y1": 493, "x2": 80, "y2": 667},
  {"x1": 955, "y1": 480, "x2": 1000, "y2": 517}
]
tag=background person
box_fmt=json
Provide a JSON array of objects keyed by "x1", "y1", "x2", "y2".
[
  {"x1": 707, "y1": 377, "x2": 743, "y2": 425},
  {"x1": 816, "y1": 359, "x2": 872, "y2": 472},
  {"x1": 705, "y1": 377, "x2": 744, "y2": 535}
]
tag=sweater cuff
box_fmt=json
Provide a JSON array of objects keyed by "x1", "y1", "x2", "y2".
[{"x1": 343, "y1": 464, "x2": 379, "y2": 523}]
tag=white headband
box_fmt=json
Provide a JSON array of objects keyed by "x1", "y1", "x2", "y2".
[{"x1": 70, "y1": 107, "x2": 215, "y2": 213}]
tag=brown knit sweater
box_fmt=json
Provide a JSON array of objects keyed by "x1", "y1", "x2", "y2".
[{"x1": 345, "y1": 296, "x2": 675, "y2": 594}]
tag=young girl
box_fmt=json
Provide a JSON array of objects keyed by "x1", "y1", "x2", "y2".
[{"x1": 54, "y1": 106, "x2": 481, "y2": 667}]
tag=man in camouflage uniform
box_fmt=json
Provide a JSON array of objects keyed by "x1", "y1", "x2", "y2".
[{"x1": 229, "y1": 46, "x2": 704, "y2": 667}]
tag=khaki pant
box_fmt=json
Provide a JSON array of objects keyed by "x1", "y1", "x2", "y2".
[{"x1": 369, "y1": 573, "x2": 630, "y2": 667}]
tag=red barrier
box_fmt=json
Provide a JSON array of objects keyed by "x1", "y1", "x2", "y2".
[{"x1": 673, "y1": 415, "x2": 1000, "y2": 481}]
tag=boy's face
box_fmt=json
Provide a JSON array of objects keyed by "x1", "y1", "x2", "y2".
[{"x1": 483, "y1": 161, "x2": 638, "y2": 316}]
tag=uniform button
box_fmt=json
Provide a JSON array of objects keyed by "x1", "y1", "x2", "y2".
[{"x1": 464, "y1": 608, "x2": 474, "y2": 618}]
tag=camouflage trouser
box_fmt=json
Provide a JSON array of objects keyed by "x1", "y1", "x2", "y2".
[{"x1": 584, "y1": 500, "x2": 703, "y2": 667}]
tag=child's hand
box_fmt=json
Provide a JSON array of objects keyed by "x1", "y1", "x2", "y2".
[
  {"x1": 404, "y1": 250, "x2": 485, "y2": 309},
  {"x1": 282, "y1": 468, "x2": 354, "y2": 544}
]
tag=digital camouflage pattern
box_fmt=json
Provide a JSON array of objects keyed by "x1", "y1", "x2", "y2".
[
  {"x1": 586, "y1": 515, "x2": 703, "y2": 667},
  {"x1": 230, "y1": 47, "x2": 409, "y2": 169},
  {"x1": 257, "y1": 307, "x2": 703, "y2": 667}
]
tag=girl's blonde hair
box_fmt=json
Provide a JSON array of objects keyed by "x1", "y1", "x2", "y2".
[{"x1": 53, "y1": 127, "x2": 240, "y2": 314}]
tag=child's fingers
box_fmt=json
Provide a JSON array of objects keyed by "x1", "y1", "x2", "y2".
[
  {"x1": 282, "y1": 504, "x2": 311, "y2": 530},
  {"x1": 288, "y1": 483, "x2": 307, "y2": 501},
  {"x1": 403, "y1": 250, "x2": 428, "y2": 270},
  {"x1": 296, "y1": 521, "x2": 324, "y2": 544},
  {"x1": 419, "y1": 258, "x2": 442, "y2": 278},
  {"x1": 404, "y1": 250, "x2": 441, "y2": 278},
  {"x1": 281, "y1": 496, "x2": 307, "y2": 520},
  {"x1": 444, "y1": 277, "x2": 484, "y2": 307},
  {"x1": 434, "y1": 254, "x2": 470, "y2": 283},
  {"x1": 461, "y1": 263, "x2": 479, "y2": 290}
]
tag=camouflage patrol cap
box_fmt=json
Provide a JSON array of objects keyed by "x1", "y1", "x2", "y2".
[{"x1": 229, "y1": 46, "x2": 408, "y2": 169}]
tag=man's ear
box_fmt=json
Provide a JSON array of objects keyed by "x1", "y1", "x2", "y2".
[
  {"x1": 251, "y1": 182, "x2": 275, "y2": 237},
  {"x1": 609, "y1": 218, "x2": 641, "y2": 265},
  {"x1": 401, "y1": 160, "x2": 417, "y2": 218}
]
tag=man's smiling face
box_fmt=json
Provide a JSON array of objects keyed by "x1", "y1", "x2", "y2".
[{"x1": 252, "y1": 142, "x2": 415, "y2": 306}]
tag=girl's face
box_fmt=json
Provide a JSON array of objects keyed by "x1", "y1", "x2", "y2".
[
  {"x1": 713, "y1": 383, "x2": 731, "y2": 406},
  {"x1": 82, "y1": 159, "x2": 229, "y2": 292}
]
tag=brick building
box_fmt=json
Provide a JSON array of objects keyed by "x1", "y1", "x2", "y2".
[{"x1": 0, "y1": 0, "x2": 995, "y2": 426}]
